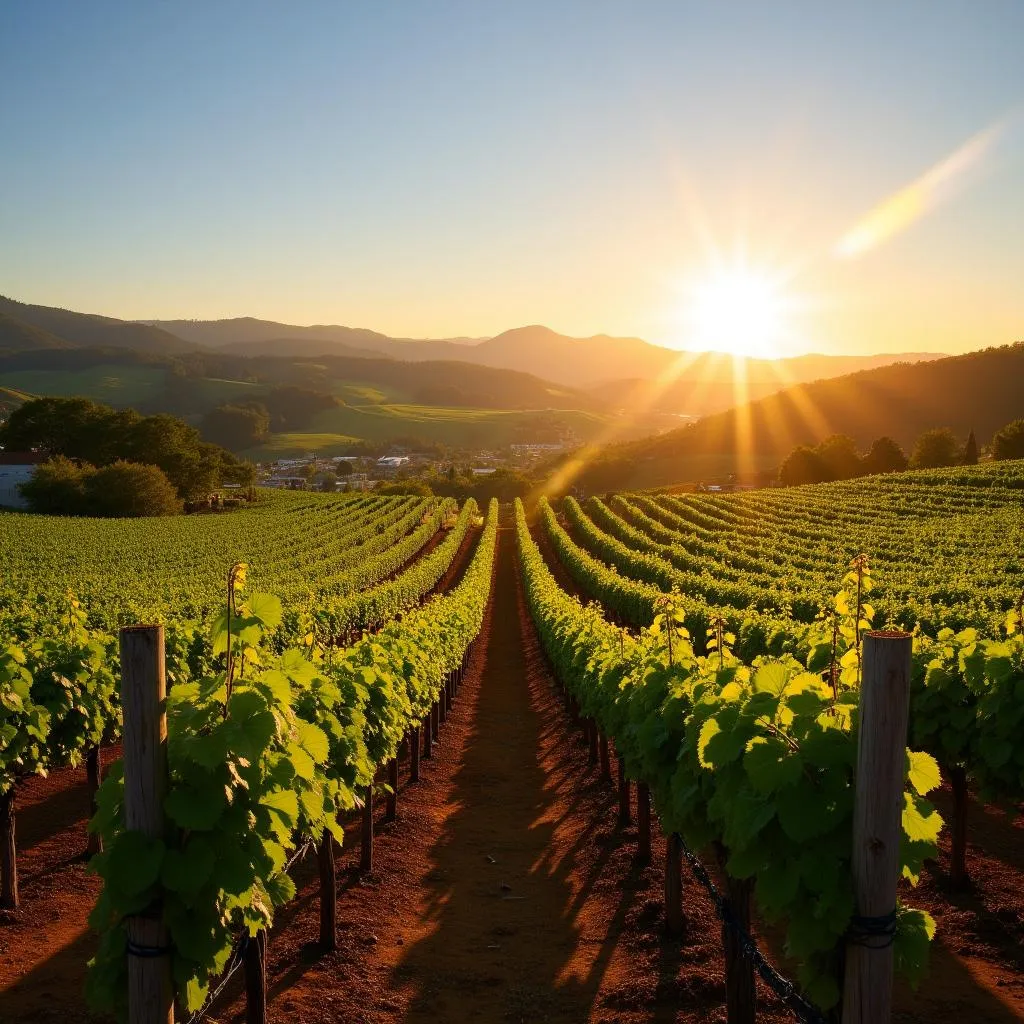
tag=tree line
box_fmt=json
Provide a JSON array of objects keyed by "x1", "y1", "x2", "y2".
[
  {"x1": 1, "y1": 397, "x2": 255, "y2": 516},
  {"x1": 778, "y1": 419, "x2": 1024, "y2": 486}
]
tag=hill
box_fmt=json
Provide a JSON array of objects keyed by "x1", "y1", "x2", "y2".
[
  {"x1": 589, "y1": 350, "x2": 943, "y2": 417},
  {"x1": 0, "y1": 296, "x2": 195, "y2": 355},
  {"x1": 571, "y1": 343, "x2": 1024, "y2": 489},
  {"x1": 0, "y1": 311, "x2": 76, "y2": 352},
  {"x1": 146, "y1": 314, "x2": 939, "y2": 395}
]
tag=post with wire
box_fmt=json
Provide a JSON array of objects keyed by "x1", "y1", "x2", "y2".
[{"x1": 842, "y1": 630, "x2": 913, "y2": 1024}]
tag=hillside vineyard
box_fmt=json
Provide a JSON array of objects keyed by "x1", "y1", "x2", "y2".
[{"x1": 2, "y1": 467, "x2": 1023, "y2": 1021}]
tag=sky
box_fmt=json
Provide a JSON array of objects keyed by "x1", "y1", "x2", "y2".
[{"x1": 1, "y1": 1, "x2": 1022, "y2": 356}]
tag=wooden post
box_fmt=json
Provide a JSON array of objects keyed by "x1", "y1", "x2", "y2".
[
  {"x1": 432, "y1": 700, "x2": 440, "y2": 740},
  {"x1": 617, "y1": 755, "x2": 632, "y2": 826},
  {"x1": 411, "y1": 726, "x2": 421, "y2": 781},
  {"x1": 423, "y1": 714, "x2": 433, "y2": 760},
  {"x1": 842, "y1": 630, "x2": 913, "y2": 1024},
  {"x1": 0, "y1": 788, "x2": 16, "y2": 909},
  {"x1": 360, "y1": 783, "x2": 374, "y2": 872},
  {"x1": 637, "y1": 782, "x2": 651, "y2": 862},
  {"x1": 446, "y1": 673, "x2": 454, "y2": 712},
  {"x1": 587, "y1": 719, "x2": 599, "y2": 764},
  {"x1": 599, "y1": 732, "x2": 612, "y2": 784},
  {"x1": 664, "y1": 832, "x2": 685, "y2": 936},
  {"x1": 723, "y1": 876, "x2": 755, "y2": 1024},
  {"x1": 385, "y1": 757, "x2": 399, "y2": 822},
  {"x1": 318, "y1": 833, "x2": 337, "y2": 950},
  {"x1": 949, "y1": 765, "x2": 969, "y2": 887},
  {"x1": 244, "y1": 929, "x2": 267, "y2": 1024},
  {"x1": 439, "y1": 688, "x2": 448, "y2": 724},
  {"x1": 119, "y1": 624, "x2": 173, "y2": 1024},
  {"x1": 86, "y1": 744, "x2": 103, "y2": 856}
]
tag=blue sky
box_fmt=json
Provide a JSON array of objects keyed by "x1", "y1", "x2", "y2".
[{"x1": 1, "y1": 1, "x2": 1022, "y2": 354}]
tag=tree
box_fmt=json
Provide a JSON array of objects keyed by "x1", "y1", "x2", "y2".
[
  {"x1": 963, "y1": 429, "x2": 979, "y2": 466},
  {"x1": 334, "y1": 460, "x2": 354, "y2": 476},
  {"x1": 83, "y1": 462, "x2": 183, "y2": 517},
  {"x1": 18, "y1": 457, "x2": 94, "y2": 514},
  {"x1": 863, "y1": 436, "x2": 908, "y2": 475},
  {"x1": 0, "y1": 397, "x2": 251, "y2": 503},
  {"x1": 910, "y1": 428, "x2": 960, "y2": 469},
  {"x1": 317, "y1": 471, "x2": 338, "y2": 493},
  {"x1": 816, "y1": 434, "x2": 862, "y2": 481},
  {"x1": 991, "y1": 419, "x2": 1024, "y2": 461},
  {"x1": 778, "y1": 446, "x2": 828, "y2": 487},
  {"x1": 200, "y1": 404, "x2": 270, "y2": 451}
]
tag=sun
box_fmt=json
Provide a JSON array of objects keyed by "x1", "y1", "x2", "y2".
[{"x1": 685, "y1": 265, "x2": 787, "y2": 359}]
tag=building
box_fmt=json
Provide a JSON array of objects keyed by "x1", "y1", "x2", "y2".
[
  {"x1": 0, "y1": 452, "x2": 47, "y2": 509},
  {"x1": 376, "y1": 455, "x2": 410, "y2": 478}
]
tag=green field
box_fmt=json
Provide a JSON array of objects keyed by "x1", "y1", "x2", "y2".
[{"x1": 0, "y1": 365, "x2": 167, "y2": 405}]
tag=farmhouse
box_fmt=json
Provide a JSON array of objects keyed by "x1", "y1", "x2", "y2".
[{"x1": 0, "y1": 451, "x2": 46, "y2": 509}]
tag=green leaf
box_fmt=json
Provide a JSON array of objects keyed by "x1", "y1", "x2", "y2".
[
  {"x1": 743, "y1": 735, "x2": 803, "y2": 794},
  {"x1": 108, "y1": 830, "x2": 165, "y2": 898},
  {"x1": 906, "y1": 750, "x2": 941, "y2": 796},
  {"x1": 165, "y1": 783, "x2": 226, "y2": 830},
  {"x1": 247, "y1": 593, "x2": 283, "y2": 630},
  {"x1": 752, "y1": 662, "x2": 790, "y2": 696},
  {"x1": 902, "y1": 793, "x2": 943, "y2": 845}
]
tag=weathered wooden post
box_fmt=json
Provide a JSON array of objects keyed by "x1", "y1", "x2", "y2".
[
  {"x1": 423, "y1": 714, "x2": 433, "y2": 760},
  {"x1": 318, "y1": 834, "x2": 337, "y2": 950},
  {"x1": 410, "y1": 725, "x2": 422, "y2": 780},
  {"x1": 86, "y1": 744, "x2": 103, "y2": 856},
  {"x1": 664, "y1": 831, "x2": 684, "y2": 936},
  {"x1": 0, "y1": 787, "x2": 17, "y2": 909},
  {"x1": 723, "y1": 876, "x2": 755, "y2": 1023},
  {"x1": 842, "y1": 630, "x2": 913, "y2": 1024},
  {"x1": 617, "y1": 753, "x2": 632, "y2": 826},
  {"x1": 439, "y1": 688, "x2": 448, "y2": 724},
  {"x1": 244, "y1": 929, "x2": 267, "y2": 1024},
  {"x1": 385, "y1": 757, "x2": 399, "y2": 822},
  {"x1": 637, "y1": 782, "x2": 651, "y2": 862},
  {"x1": 119, "y1": 624, "x2": 173, "y2": 1024},
  {"x1": 599, "y1": 732, "x2": 612, "y2": 784},
  {"x1": 360, "y1": 783, "x2": 374, "y2": 872}
]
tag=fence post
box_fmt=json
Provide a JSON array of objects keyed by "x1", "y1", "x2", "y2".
[
  {"x1": 723, "y1": 876, "x2": 756, "y2": 1024},
  {"x1": 423, "y1": 714, "x2": 433, "y2": 760},
  {"x1": 385, "y1": 757, "x2": 399, "y2": 822},
  {"x1": 318, "y1": 833, "x2": 337, "y2": 950},
  {"x1": 664, "y1": 831, "x2": 684, "y2": 936},
  {"x1": 86, "y1": 744, "x2": 103, "y2": 856},
  {"x1": 411, "y1": 726, "x2": 421, "y2": 781},
  {"x1": 119, "y1": 624, "x2": 173, "y2": 1024},
  {"x1": 244, "y1": 929, "x2": 267, "y2": 1024},
  {"x1": 0, "y1": 788, "x2": 17, "y2": 909},
  {"x1": 636, "y1": 782, "x2": 651, "y2": 862},
  {"x1": 599, "y1": 732, "x2": 612, "y2": 784},
  {"x1": 360, "y1": 783, "x2": 374, "y2": 872},
  {"x1": 842, "y1": 631, "x2": 912, "y2": 1024},
  {"x1": 617, "y1": 753, "x2": 632, "y2": 826}
]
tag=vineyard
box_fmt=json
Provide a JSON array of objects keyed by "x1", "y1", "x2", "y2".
[{"x1": 1, "y1": 466, "x2": 1023, "y2": 1023}]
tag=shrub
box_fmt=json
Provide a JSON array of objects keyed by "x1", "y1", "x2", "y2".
[
  {"x1": 84, "y1": 461, "x2": 183, "y2": 517},
  {"x1": 991, "y1": 419, "x2": 1024, "y2": 461}
]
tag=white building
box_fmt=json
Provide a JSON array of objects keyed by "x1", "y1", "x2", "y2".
[{"x1": 0, "y1": 453, "x2": 46, "y2": 509}]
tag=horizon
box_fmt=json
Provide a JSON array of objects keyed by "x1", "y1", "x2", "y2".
[{"x1": 2, "y1": 2, "x2": 1023, "y2": 357}]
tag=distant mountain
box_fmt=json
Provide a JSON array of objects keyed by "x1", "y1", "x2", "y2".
[
  {"x1": 576, "y1": 342, "x2": 1024, "y2": 489},
  {"x1": 0, "y1": 296, "x2": 195, "y2": 355},
  {"x1": 145, "y1": 317, "x2": 486, "y2": 359},
  {"x1": 0, "y1": 311, "x2": 75, "y2": 352},
  {"x1": 144, "y1": 315, "x2": 940, "y2": 395}
]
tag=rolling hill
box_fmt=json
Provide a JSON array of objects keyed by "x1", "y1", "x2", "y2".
[
  {"x1": 0, "y1": 296, "x2": 196, "y2": 355},
  {"x1": 571, "y1": 342, "x2": 1024, "y2": 489}
]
